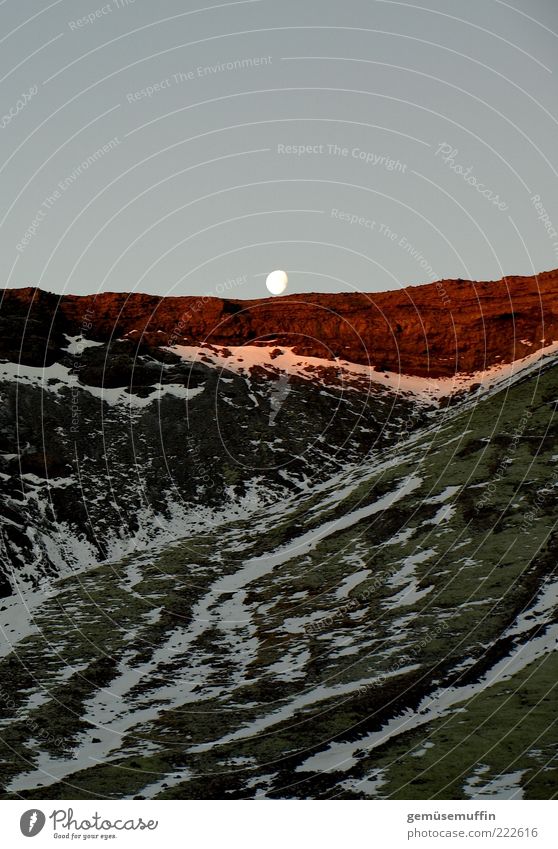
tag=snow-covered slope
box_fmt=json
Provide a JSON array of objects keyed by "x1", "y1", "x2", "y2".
[
  {"x1": 0, "y1": 337, "x2": 430, "y2": 596},
  {"x1": 169, "y1": 337, "x2": 558, "y2": 404},
  {"x1": 1, "y1": 350, "x2": 557, "y2": 800},
  {"x1": 3, "y1": 334, "x2": 558, "y2": 598}
]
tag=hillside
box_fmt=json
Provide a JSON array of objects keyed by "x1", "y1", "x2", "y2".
[
  {"x1": 2, "y1": 271, "x2": 558, "y2": 595},
  {"x1": 2, "y1": 268, "x2": 558, "y2": 376},
  {"x1": 0, "y1": 345, "x2": 557, "y2": 799}
]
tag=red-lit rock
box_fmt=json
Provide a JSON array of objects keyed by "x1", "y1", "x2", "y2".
[{"x1": 2, "y1": 269, "x2": 557, "y2": 376}]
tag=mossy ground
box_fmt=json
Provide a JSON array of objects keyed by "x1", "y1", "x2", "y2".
[{"x1": 1, "y1": 363, "x2": 558, "y2": 799}]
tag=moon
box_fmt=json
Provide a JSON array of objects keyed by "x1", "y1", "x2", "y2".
[{"x1": 266, "y1": 269, "x2": 288, "y2": 295}]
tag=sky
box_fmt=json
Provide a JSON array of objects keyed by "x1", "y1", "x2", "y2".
[{"x1": 1, "y1": 0, "x2": 558, "y2": 300}]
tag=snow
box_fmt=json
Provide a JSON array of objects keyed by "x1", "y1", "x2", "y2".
[
  {"x1": 282, "y1": 609, "x2": 336, "y2": 634},
  {"x1": 464, "y1": 766, "x2": 525, "y2": 799},
  {"x1": 134, "y1": 767, "x2": 193, "y2": 800},
  {"x1": 19, "y1": 663, "x2": 89, "y2": 714},
  {"x1": 425, "y1": 485, "x2": 461, "y2": 504},
  {"x1": 0, "y1": 589, "x2": 42, "y2": 658},
  {"x1": 297, "y1": 621, "x2": 558, "y2": 775},
  {"x1": 339, "y1": 770, "x2": 387, "y2": 796},
  {"x1": 336, "y1": 569, "x2": 371, "y2": 599},
  {"x1": 167, "y1": 340, "x2": 558, "y2": 406},
  {"x1": 383, "y1": 527, "x2": 415, "y2": 547},
  {"x1": 4, "y1": 332, "x2": 558, "y2": 794},
  {"x1": 4, "y1": 470, "x2": 426, "y2": 787},
  {"x1": 194, "y1": 473, "x2": 421, "y2": 582},
  {"x1": 62, "y1": 335, "x2": 104, "y2": 355},
  {"x1": 426, "y1": 503, "x2": 456, "y2": 525},
  {"x1": 267, "y1": 647, "x2": 311, "y2": 681},
  {"x1": 384, "y1": 548, "x2": 435, "y2": 608},
  {"x1": 0, "y1": 360, "x2": 205, "y2": 407},
  {"x1": 0, "y1": 479, "x2": 272, "y2": 664},
  {"x1": 507, "y1": 576, "x2": 558, "y2": 637},
  {"x1": 189, "y1": 664, "x2": 422, "y2": 756}
]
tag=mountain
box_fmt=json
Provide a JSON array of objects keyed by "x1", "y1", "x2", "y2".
[
  {"x1": 1, "y1": 270, "x2": 557, "y2": 596},
  {"x1": 0, "y1": 327, "x2": 427, "y2": 597},
  {"x1": 0, "y1": 271, "x2": 557, "y2": 800},
  {"x1": 3, "y1": 268, "x2": 558, "y2": 375}
]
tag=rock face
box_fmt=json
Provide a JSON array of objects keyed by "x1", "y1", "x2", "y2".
[{"x1": 2, "y1": 268, "x2": 558, "y2": 376}]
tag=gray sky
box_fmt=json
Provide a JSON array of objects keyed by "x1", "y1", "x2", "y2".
[{"x1": 2, "y1": 0, "x2": 558, "y2": 299}]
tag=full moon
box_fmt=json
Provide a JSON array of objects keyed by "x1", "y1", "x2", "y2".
[{"x1": 266, "y1": 269, "x2": 288, "y2": 295}]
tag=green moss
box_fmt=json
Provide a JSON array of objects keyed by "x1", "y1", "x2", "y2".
[{"x1": 3, "y1": 362, "x2": 558, "y2": 799}]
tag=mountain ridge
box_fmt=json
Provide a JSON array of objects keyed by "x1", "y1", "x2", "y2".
[
  {"x1": 1, "y1": 270, "x2": 558, "y2": 799},
  {"x1": 2, "y1": 267, "x2": 558, "y2": 376},
  {"x1": 1, "y1": 268, "x2": 558, "y2": 596}
]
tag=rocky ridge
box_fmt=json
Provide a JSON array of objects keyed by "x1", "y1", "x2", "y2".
[{"x1": 2, "y1": 268, "x2": 558, "y2": 376}]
